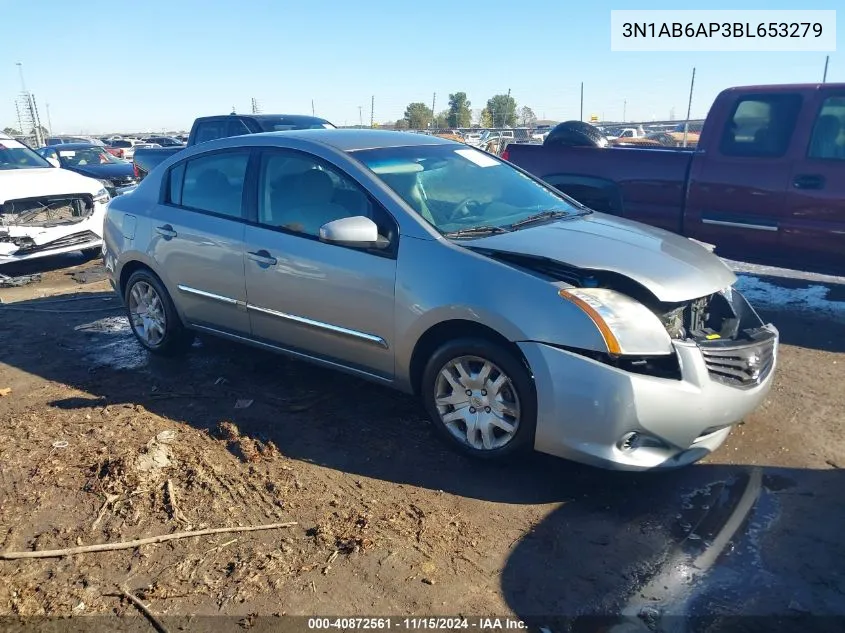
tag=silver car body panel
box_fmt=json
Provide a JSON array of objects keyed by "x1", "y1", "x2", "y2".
[
  {"x1": 103, "y1": 130, "x2": 779, "y2": 470},
  {"x1": 467, "y1": 213, "x2": 737, "y2": 303}
]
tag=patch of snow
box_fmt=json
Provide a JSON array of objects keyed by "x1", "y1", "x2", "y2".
[
  {"x1": 723, "y1": 259, "x2": 845, "y2": 285},
  {"x1": 734, "y1": 275, "x2": 845, "y2": 319}
]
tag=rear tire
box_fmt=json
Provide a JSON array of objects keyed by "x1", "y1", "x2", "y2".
[
  {"x1": 124, "y1": 269, "x2": 194, "y2": 356},
  {"x1": 421, "y1": 338, "x2": 536, "y2": 461}
]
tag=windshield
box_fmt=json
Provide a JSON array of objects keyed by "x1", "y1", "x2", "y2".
[
  {"x1": 354, "y1": 144, "x2": 583, "y2": 235},
  {"x1": 263, "y1": 117, "x2": 337, "y2": 132},
  {"x1": 57, "y1": 146, "x2": 122, "y2": 166},
  {"x1": 0, "y1": 138, "x2": 51, "y2": 170}
]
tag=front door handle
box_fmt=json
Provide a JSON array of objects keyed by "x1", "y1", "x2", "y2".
[
  {"x1": 793, "y1": 174, "x2": 825, "y2": 190},
  {"x1": 155, "y1": 224, "x2": 177, "y2": 238},
  {"x1": 247, "y1": 249, "x2": 277, "y2": 266}
]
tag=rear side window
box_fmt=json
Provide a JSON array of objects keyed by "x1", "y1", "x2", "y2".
[
  {"x1": 193, "y1": 120, "x2": 228, "y2": 145},
  {"x1": 167, "y1": 163, "x2": 186, "y2": 204},
  {"x1": 179, "y1": 151, "x2": 249, "y2": 219},
  {"x1": 719, "y1": 94, "x2": 802, "y2": 157},
  {"x1": 808, "y1": 95, "x2": 845, "y2": 160}
]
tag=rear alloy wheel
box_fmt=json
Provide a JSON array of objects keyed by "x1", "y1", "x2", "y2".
[
  {"x1": 124, "y1": 270, "x2": 194, "y2": 356},
  {"x1": 422, "y1": 339, "x2": 536, "y2": 460}
]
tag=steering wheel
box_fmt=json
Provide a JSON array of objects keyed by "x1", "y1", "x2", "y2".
[{"x1": 447, "y1": 197, "x2": 482, "y2": 222}]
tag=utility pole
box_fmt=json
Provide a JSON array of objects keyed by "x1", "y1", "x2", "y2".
[
  {"x1": 312, "y1": 99, "x2": 315, "y2": 116},
  {"x1": 370, "y1": 95, "x2": 374, "y2": 128},
  {"x1": 823, "y1": 55, "x2": 830, "y2": 83},
  {"x1": 431, "y1": 93, "x2": 436, "y2": 128},
  {"x1": 623, "y1": 100, "x2": 626, "y2": 121},
  {"x1": 683, "y1": 67, "x2": 696, "y2": 148},
  {"x1": 46, "y1": 103, "x2": 53, "y2": 135},
  {"x1": 505, "y1": 88, "x2": 511, "y2": 127},
  {"x1": 580, "y1": 82, "x2": 584, "y2": 121},
  {"x1": 358, "y1": 105, "x2": 363, "y2": 127}
]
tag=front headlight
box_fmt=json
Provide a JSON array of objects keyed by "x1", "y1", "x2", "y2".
[
  {"x1": 559, "y1": 288, "x2": 673, "y2": 356},
  {"x1": 93, "y1": 186, "x2": 111, "y2": 204}
]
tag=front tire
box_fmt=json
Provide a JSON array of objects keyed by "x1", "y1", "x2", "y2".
[
  {"x1": 421, "y1": 338, "x2": 536, "y2": 460},
  {"x1": 124, "y1": 270, "x2": 194, "y2": 356}
]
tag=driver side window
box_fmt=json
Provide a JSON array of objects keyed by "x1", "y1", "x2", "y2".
[{"x1": 257, "y1": 150, "x2": 379, "y2": 238}]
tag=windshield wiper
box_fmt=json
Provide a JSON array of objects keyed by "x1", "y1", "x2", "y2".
[
  {"x1": 510, "y1": 210, "x2": 574, "y2": 229},
  {"x1": 444, "y1": 225, "x2": 511, "y2": 238}
]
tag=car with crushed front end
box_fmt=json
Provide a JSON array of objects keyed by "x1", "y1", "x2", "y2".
[
  {"x1": 103, "y1": 129, "x2": 778, "y2": 471},
  {"x1": 1, "y1": 132, "x2": 110, "y2": 265}
]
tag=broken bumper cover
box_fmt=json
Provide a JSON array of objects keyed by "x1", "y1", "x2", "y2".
[
  {"x1": 0, "y1": 201, "x2": 106, "y2": 264},
  {"x1": 519, "y1": 324, "x2": 778, "y2": 471}
]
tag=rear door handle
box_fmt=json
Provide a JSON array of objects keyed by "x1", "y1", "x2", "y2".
[
  {"x1": 247, "y1": 249, "x2": 277, "y2": 266},
  {"x1": 792, "y1": 174, "x2": 825, "y2": 190},
  {"x1": 155, "y1": 224, "x2": 177, "y2": 238}
]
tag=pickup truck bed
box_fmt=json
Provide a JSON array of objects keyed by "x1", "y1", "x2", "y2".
[{"x1": 506, "y1": 84, "x2": 845, "y2": 275}]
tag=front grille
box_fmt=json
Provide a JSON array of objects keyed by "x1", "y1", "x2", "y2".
[
  {"x1": 14, "y1": 230, "x2": 100, "y2": 254},
  {"x1": 699, "y1": 329, "x2": 776, "y2": 389}
]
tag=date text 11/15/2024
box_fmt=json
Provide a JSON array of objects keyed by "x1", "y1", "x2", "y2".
[{"x1": 307, "y1": 618, "x2": 528, "y2": 630}]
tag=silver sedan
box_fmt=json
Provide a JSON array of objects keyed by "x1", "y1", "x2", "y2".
[{"x1": 103, "y1": 130, "x2": 778, "y2": 470}]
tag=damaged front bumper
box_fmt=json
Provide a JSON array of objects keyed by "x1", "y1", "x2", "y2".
[
  {"x1": 0, "y1": 194, "x2": 107, "y2": 264},
  {"x1": 521, "y1": 289, "x2": 779, "y2": 470}
]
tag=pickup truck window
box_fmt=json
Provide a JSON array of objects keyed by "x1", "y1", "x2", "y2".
[
  {"x1": 808, "y1": 96, "x2": 845, "y2": 160},
  {"x1": 719, "y1": 94, "x2": 802, "y2": 158},
  {"x1": 194, "y1": 120, "x2": 228, "y2": 145},
  {"x1": 228, "y1": 118, "x2": 251, "y2": 137},
  {"x1": 179, "y1": 150, "x2": 249, "y2": 219}
]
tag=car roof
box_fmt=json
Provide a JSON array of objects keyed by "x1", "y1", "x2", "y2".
[
  {"x1": 197, "y1": 113, "x2": 331, "y2": 124},
  {"x1": 252, "y1": 129, "x2": 455, "y2": 152},
  {"x1": 47, "y1": 143, "x2": 105, "y2": 150}
]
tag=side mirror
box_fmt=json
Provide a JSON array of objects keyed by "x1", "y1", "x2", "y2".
[
  {"x1": 46, "y1": 157, "x2": 60, "y2": 168},
  {"x1": 319, "y1": 216, "x2": 388, "y2": 249}
]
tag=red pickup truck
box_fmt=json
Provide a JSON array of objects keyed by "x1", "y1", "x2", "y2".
[{"x1": 504, "y1": 84, "x2": 845, "y2": 275}]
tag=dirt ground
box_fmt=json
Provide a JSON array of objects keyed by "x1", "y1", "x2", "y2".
[{"x1": 1, "y1": 254, "x2": 844, "y2": 632}]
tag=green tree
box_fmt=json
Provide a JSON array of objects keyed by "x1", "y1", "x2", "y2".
[
  {"x1": 3, "y1": 126, "x2": 21, "y2": 136},
  {"x1": 394, "y1": 119, "x2": 409, "y2": 130},
  {"x1": 519, "y1": 105, "x2": 537, "y2": 127},
  {"x1": 486, "y1": 94, "x2": 518, "y2": 127},
  {"x1": 480, "y1": 108, "x2": 494, "y2": 128},
  {"x1": 433, "y1": 110, "x2": 449, "y2": 129},
  {"x1": 447, "y1": 92, "x2": 472, "y2": 128},
  {"x1": 404, "y1": 102, "x2": 433, "y2": 129}
]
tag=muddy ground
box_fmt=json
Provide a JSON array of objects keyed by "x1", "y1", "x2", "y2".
[{"x1": 1, "y1": 254, "x2": 844, "y2": 632}]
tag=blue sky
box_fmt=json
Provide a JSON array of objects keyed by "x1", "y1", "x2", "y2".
[{"x1": 1, "y1": 0, "x2": 841, "y2": 134}]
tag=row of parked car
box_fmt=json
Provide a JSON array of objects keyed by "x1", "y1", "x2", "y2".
[{"x1": 45, "y1": 134, "x2": 187, "y2": 160}]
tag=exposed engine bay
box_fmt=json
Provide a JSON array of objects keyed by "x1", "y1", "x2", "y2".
[
  {"x1": 1, "y1": 194, "x2": 93, "y2": 228},
  {"x1": 480, "y1": 250, "x2": 777, "y2": 387},
  {"x1": 0, "y1": 194, "x2": 102, "y2": 263}
]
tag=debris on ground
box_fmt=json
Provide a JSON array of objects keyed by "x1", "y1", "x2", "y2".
[
  {"x1": 0, "y1": 387, "x2": 10, "y2": 397},
  {"x1": 68, "y1": 263, "x2": 108, "y2": 285},
  {"x1": 0, "y1": 272, "x2": 41, "y2": 288}
]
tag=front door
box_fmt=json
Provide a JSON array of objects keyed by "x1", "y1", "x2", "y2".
[
  {"x1": 243, "y1": 149, "x2": 397, "y2": 379},
  {"x1": 685, "y1": 92, "x2": 802, "y2": 263},
  {"x1": 147, "y1": 147, "x2": 251, "y2": 334},
  {"x1": 785, "y1": 92, "x2": 845, "y2": 273}
]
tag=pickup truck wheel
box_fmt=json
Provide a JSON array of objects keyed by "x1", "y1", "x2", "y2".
[
  {"x1": 421, "y1": 338, "x2": 536, "y2": 460},
  {"x1": 545, "y1": 120, "x2": 608, "y2": 148},
  {"x1": 124, "y1": 270, "x2": 194, "y2": 356}
]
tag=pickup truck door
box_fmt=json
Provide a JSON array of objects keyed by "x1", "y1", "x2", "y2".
[
  {"x1": 685, "y1": 92, "x2": 803, "y2": 264},
  {"x1": 785, "y1": 92, "x2": 845, "y2": 273},
  {"x1": 148, "y1": 148, "x2": 252, "y2": 335},
  {"x1": 242, "y1": 149, "x2": 397, "y2": 380}
]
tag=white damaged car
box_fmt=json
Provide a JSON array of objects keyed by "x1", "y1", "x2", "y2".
[{"x1": 1, "y1": 133, "x2": 109, "y2": 265}]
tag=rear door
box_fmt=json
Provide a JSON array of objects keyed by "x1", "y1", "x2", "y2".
[
  {"x1": 785, "y1": 92, "x2": 845, "y2": 273},
  {"x1": 685, "y1": 92, "x2": 803, "y2": 263},
  {"x1": 147, "y1": 148, "x2": 252, "y2": 334}
]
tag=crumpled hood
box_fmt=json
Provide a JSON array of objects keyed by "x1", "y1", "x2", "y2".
[
  {"x1": 0, "y1": 167, "x2": 103, "y2": 203},
  {"x1": 466, "y1": 212, "x2": 737, "y2": 302}
]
